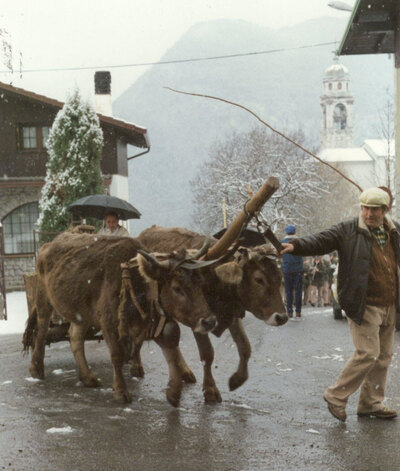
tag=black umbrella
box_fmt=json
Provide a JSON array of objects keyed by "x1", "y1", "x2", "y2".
[{"x1": 67, "y1": 195, "x2": 141, "y2": 220}]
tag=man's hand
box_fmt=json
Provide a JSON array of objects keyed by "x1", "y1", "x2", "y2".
[{"x1": 280, "y1": 243, "x2": 295, "y2": 255}]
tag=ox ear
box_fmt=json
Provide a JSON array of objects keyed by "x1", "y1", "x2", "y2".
[
  {"x1": 215, "y1": 262, "x2": 243, "y2": 285},
  {"x1": 137, "y1": 253, "x2": 166, "y2": 282}
]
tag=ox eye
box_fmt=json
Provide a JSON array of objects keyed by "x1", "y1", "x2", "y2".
[{"x1": 173, "y1": 285, "x2": 185, "y2": 296}]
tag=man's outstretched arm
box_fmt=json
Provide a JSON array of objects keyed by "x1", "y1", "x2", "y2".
[{"x1": 280, "y1": 243, "x2": 294, "y2": 255}]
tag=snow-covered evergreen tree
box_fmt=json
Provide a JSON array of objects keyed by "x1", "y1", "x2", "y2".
[{"x1": 38, "y1": 89, "x2": 104, "y2": 233}]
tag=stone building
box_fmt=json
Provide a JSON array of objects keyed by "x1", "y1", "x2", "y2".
[{"x1": 0, "y1": 73, "x2": 149, "y2": 291}]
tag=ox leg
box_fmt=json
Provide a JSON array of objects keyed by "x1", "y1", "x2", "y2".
[
  {"x1": 29, "y1": 305, "x2": 50, "y2": 380},
  {"x1": 162, "y1": 321, "x2": 196, "y2": 383},
  {"x1": 130, "y1": 338, "x2": 196, "y2": 383},
  {"x1": 175, "y1": 348, "x2": 197, "y2": 384},
  {"x1": 101, "y1": 323, "x2": 132, "y2": 403},
  {"x1": 155, "y1": 320, "x2": 184, "y2": 407},
  {"x1": 193, "y1": 332, "x2": 222, "y2": 404},
  {"x1": 129, "y1": 341, "x2": 145, "y2": 378},
  {"x1": 29, "y1": 288, "x2": 52, "y2": 380},
  {"x1": 69, "y1": 322, "x2": 100, "y2": 388},
  {"x1": 228, "y1": 318, "x2": 251, "y2": 391}
]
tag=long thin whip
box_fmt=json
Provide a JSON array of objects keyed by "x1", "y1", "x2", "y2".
[{"x1": 164, "y1": 87, "x2": 363, "y2": 192}]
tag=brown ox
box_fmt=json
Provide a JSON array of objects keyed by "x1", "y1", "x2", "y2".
[
  {"x1": 24, "y1": 232, "x2": 218, "y2": 405},
  {"x1": 137, "y1": 225, "x2": 287, "y2": 403}
]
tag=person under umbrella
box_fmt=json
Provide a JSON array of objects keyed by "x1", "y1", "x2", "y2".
[{"x1": 98, "y1": 211, "x2": 130, "y2": 237}]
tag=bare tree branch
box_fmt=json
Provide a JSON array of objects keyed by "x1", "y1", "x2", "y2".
[{"x1": 165, "y1": 86, "x2": 363, "y2": 192}]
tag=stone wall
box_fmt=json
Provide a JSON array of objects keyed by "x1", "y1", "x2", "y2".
[
  {"x1": 0, "y1": 185, "x2": 40, "y2": 221},
  {"x1": 4, "y1": 255, "x2": 35, "y2": 291}
]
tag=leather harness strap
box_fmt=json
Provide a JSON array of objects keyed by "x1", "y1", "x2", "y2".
[
  {"x1": 120, "y1": 263, "x2": 168, "y2": 339},
  {"x1": 262, "y1": 227, "x2": 284, "y2": 253}
]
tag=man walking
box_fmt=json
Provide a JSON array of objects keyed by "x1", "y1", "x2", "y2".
[
  {"x1": 281, "y1": 225, "x2": 303, "y2": 319},
  {"x1": 281, "y1": 187, "x2": 398, "y2": 421}
]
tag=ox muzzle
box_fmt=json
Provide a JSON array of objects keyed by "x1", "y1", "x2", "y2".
[{"x1": 265, "y1": 312, "x2": 289, "y2": 326}]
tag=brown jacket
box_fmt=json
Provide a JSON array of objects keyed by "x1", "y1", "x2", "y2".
[{"x1": 366, "y1": 230, "x2": 397, "y2": 307}]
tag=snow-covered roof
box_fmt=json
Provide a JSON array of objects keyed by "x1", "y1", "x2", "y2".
[
  {"x1": 319, "y1": 147, "x2": 372, "y2": 163},
  {"x1": 0, "y1": 81, "x2": 149, "y2": 149},
  {"x1": 363, "y1": 139, "x2": 395, "y2": 158}
]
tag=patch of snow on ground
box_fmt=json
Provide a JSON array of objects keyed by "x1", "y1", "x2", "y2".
[
  {"x1": 1, "y1": 381, "x2": 12, "y2": 385},
  {"x1": 46, "y1": 426, "x2": 75, "y2": 434},
  {"x1": 52, "y1": 369, "x2": 64, "y2": 375},
  {"x1": 25, "y1": 377, "x2": 41, "y2": 383},
  {"x1": 0, "y1": 292, "x2": 28, "y2": 335},
  {"x1": 306, "y1": 429, "x2": 320, "y2": 434}
]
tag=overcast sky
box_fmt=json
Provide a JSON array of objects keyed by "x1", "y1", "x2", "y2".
[{"x1": 0, "y1": 0, "x2": 354, "y2": 104}]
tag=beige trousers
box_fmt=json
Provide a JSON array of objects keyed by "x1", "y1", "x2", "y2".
[{"x1": 324, "y1": 304, "x2": 396, "y2": 413}]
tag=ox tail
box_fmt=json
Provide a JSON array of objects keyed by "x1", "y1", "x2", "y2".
[{"x1": 22, "y1": 305, "x2": 38, "y2": 354}]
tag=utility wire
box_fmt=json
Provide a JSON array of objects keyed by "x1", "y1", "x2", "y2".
[{"x1": 0, "y1": 41, "x2": 337, "y2": 74}]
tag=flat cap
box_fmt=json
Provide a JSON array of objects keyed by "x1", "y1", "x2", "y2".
[{"x1": 359, "y1": 187, "x2": 390, "y2": 208}]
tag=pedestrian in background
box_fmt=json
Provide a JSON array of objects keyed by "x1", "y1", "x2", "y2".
[
  {"x1": 281, "y1": 225, "x2": 303, "y2": 319},
  {"x1": 310, "y1": 256, "x2": 324, "y2": 307},
  {"x1": 321, "y1": 254, "x2": 332, "y2": 306},
  {"x1": 281, "y1": 187, "x2": 398, "y2": 421},
  {"x1": 302, "y1": 257, "x2": 312, "y2": 306}
]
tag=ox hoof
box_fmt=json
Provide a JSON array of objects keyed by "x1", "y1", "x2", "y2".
[
  {"x1": 29, "y1": 365, "x2": 44, "y2": 380},
  {"x1": 130, "y1": 364, "x2": 145, "y2": 378},
  {"x1": 228, "y1": 373, "x2": 248, "y2": 391},
  {"x1": 203, "y1": 387, "x2": 222, "y2": 404},
  {"x1": 81, "y1": 374, "x2": 101, "y2": 388},
  {"x1": 166, "y1": 385, "x2": 182, "y2": 408},
  {"x1": 182, "y1": 370, "x2": 196, "y2": 384},
  {"x1": 114, "y1": 390, "x2": 132, "y2": 404}
]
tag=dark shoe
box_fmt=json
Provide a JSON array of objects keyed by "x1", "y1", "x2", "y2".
[
  {"x1": 296, "y1": 312, "x2": 301, "y2": 318},
  {"x1": 310, "y1": 302, "x2": 315, "y2": 307},
  {"x1": 288, "y1": 312, "x2": 293, "y2": 318},
  {"x1": 323, "y1": 395, "x2": 346, "y2": 421},
  {"x1": 358, "y1": 407, "x2": 397, "y2": 420}
]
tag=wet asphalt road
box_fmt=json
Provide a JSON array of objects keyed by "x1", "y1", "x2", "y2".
[{"x1": 0, "y1": 306, "x2": 399, "y2": 471}]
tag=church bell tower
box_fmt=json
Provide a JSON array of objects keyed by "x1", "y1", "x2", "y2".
[{"x1": 321, "y1": 55, "x2": 354, "y2": 149}]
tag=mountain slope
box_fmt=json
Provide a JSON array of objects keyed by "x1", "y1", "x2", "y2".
[{"x1": 114, "y1": 18, "x2": 393, "y2": 232}]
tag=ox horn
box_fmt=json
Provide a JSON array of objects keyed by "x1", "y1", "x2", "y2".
[
  {"x1": 204, "y1": 176, "x2": 280, "y2": 260},
  {"x1": 190, "y1": 236, "x2": 212, "y2": 260},
  {"x1": 170, "y1": 237, "x2": 212, "y2": 271},
  {"x1": 136, "y1": 249, "x2": 171, "y2": 270}
]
